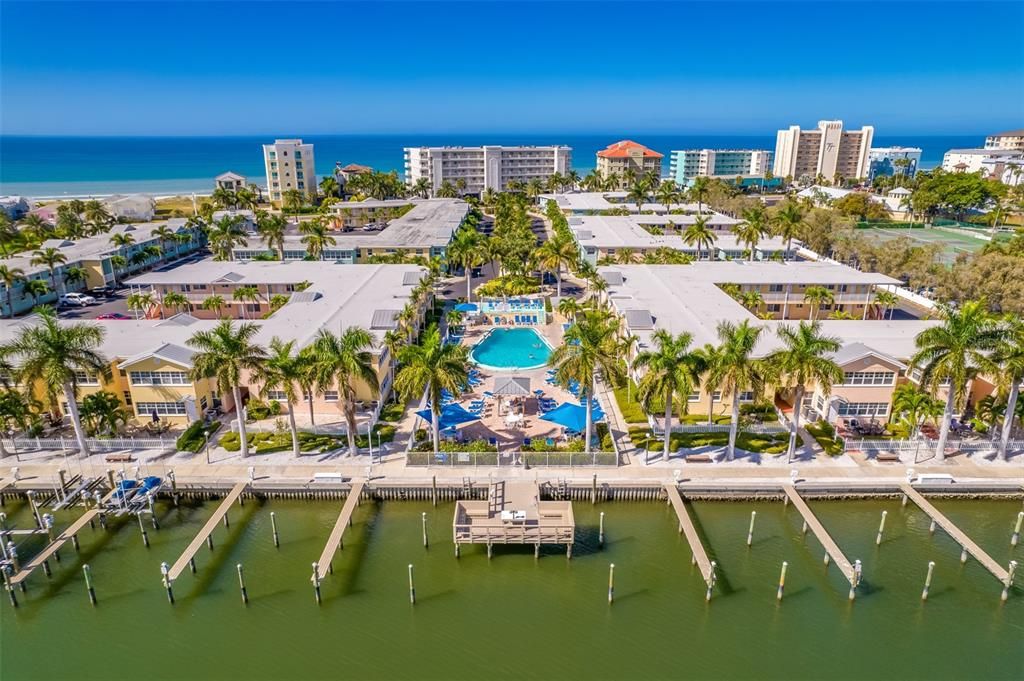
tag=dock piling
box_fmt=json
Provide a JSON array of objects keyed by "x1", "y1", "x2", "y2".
[
  {"x1": 1001, "y1": 561, "x2": 1017, "y2": 602},
  {"x1": 312, "y1": 562, "x2": 321, "y2": 605},
  {"x1": 849, "y1": 560, "x2": 862, "y2": 601},
  {"x1": 431, "y1": 475, "x2": 437, "y2": 507},
  {"x1": 83, "y1": 564, "x2": 96, "y2": 605},
  {"x1": 1012, "y1": 512, "x2": 1023, "y2": 547},
  {"x1": 608, "y1": 563, "x2": 615, "y2": 604},
  {"x1": 922, "y1": 561, "x2": 935, "y2": 600},
  {"x1": 237, "y1": 563, "x2": 248, "y2": 605},
  {"x1": 138, "y1": 512, "x2": 150, "y2": 548},
  {"x1": 777, "y1": 561, "x2": 788, "y2": 601},
  {"x1": 599, "y1": 511, "x2": 605, "y2": 548},
  {"x1": 161, "y1": 562, "x2": 174, "y2": 604},
  {"x1": 422, "y1": 512, "x2": 428, "y2": 548},
  {"x1": 271, "y1": 511, "x2": 280, "y2": 548},
  {"x1": 42, "y1": 560, "x2": 52, "y2": 577},
  {"x1": 747, "y1": 511, "x2": 757, "y2": 547},
  {"x1": 876, "y1": 510, "x2": 887, "y2": 546},
  {"x1": 929, "y1": 519, "x2": 936, "y2": 535},
  {"x1": 705, "y1": 561, "x2": 716, "y2": 602},
  {"x1": 4, "y1": 566, "x2": 17, "y2": 607},
  {"x1": 408, "y1": 564, "x2": 416, "y2": 604},
  {"x1": 591, "y1": 474, "x2": 597, "y2": 505},
  {"x1": 149, "y1": 496, "x2": 159, "y2": 530}
]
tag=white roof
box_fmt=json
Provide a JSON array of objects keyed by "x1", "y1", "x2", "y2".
[
  {"x1": 571, "y1": 215, "x2": 791, "y2": 252},
  {"x1": 541, "y1": 192, "x2": 701, "y2": 215}
]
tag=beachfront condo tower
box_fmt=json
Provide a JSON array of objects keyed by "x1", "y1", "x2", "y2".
[
  {"x1": 668, "y1": 149, "x2": 773, "y2": 185},
  {"x1": 985, "y1": 128, "x2": 1024, "y2": 151},
  {"x1": 263, "y1": 138, "x2": 317, "y2": 204},
  {"x1": 595, "y1": 140, "x2": 664, "y2": 188},
  {"x1": 772, "y1": 120, "x2": 874, "y2": 183},
  {"x1": 403, "y1": 145, "x2": 572, "y2": 196}
]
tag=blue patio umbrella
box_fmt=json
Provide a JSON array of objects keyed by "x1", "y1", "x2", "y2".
[
  {"x1": 540, "y1": 402, "x2": 605, "y2": 432},
  {"x1": 454, "y1": 302, "x2": 479, "y2": 313},
  {"x1": 415, "y1": 403, "x2": 481, "y2": 430}
]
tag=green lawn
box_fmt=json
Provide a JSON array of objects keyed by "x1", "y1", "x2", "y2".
[
  {"x1": 803, "y1": 421, "x2": 844, "y2": 456},
  {"x1": 628, "y1": 426, "x2": 799, "y2": 455}
]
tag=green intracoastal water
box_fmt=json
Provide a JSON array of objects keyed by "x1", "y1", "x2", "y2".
[{"x1": 2, "y1": 497, "x2": 1021, "y2": 680}]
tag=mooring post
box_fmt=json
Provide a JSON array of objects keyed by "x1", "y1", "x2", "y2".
[
  {"x1": 106, "y1": 469, "x2": 115, "y2": 491},
  {"x1": 161, "y1": 562, "x2": 174, "y2": 604},
  {"x1": 58, "y1": 468, "x2": 67, "y2": 494},
  {"x1": 312, "y1": 562, "x2": 322, "y2": 605},
  {"x1": 169, "y1": 469, "x2": 178, "y2": 507},
  {"x1": 876, "y1": 510, "x2": 887, "y2": 546},
  {"x1": 567, "y1": 542, "x2": 573, "y2": 559},
  {"x1": 454, "y1": 542, "x2": 460, "y2": 559},
  {"x1": 921, "y1": 561, "x2": 935, "y2": 601},
  {"x1": 534, "y1": 542, "x2": 540, "y2": 559},
  {"x1": 6, "y1": 542, "x2": 18, "y2": 572},
  {"x1": 408, "y1": 564, "x2": 416, "y2": 604},
  {"x1": 1001, "y1": 561, "x2": 1018, "y2": 603},
  {"x1": 849, "y1": 560, "x2": 862, "y2": 601},
  {"x1": 705, "y1": 561, "x2": 717, "y2": 602},
  {"x1": 42, "y1": 559, "x2": 52, "y2": 577},
  {"x1": 607, "y1": 563, "x2": 615, "y2": 604},
  {"x1": 83, "y1": 564, "x2": 96, "y2": 605},
  {"x1": 599, "y1": 512, "x2": 605, "y2": 548},
  {"x1": 823, "y1": 552, "x2": 830, "y2": 566},
  {"x1": 487, "y1": 540, "x2": 492, "y2": 560},
  {"x1": 4, "y1": 567, "x2": 17, "y2": 608},
  {"x1": 271, "y1": 511, "x2": 280, "y2": 548},
  {"x1": 777, "y1": 561, "x2": 788, "y2": 602},
  {"x1": 747, "y1": 511, "x2": 757, "y2": 547},
  {"x1": 420, "y1": 512, "x2": 429, "y2": 548},
  {"x1": 591, "y1": 474, "x2": 597, "y2": 505},
  {"x1": 929, "y1": 519, "x2": 936, "y2": 535},
  {"x1": 189, "y1": 557, "x2": 196, "y2": 574},
  {"x1": 72, "y1": 534, "x2": 80, "y2": 551},
  {"x1": 801, "y1": 520, "x2": 808, "y2": 536},
  {"x1": 223, "y1": 512, "x2": 230, "y2": 529},
  {"x1": 960, "y1": 546, "x2": 968, "y2": 564},
  {"x1": 431, "y1": 475, "x2": 437, "y2": 507},
  {"x1": 148, "y1": 496, "x2": 159, "y2": 530},
  {"x1": 138, "y1": 512, "x2": 150, "y2": 548},
  {"x1": 237, "y1": 563, "x2": 248, "y2": 605},
  {"x1": 1011, "y1": 512, "x2": 1023, "y2": 547},
  {"x1": 207, "y1": 535, "x2": 214, "y2": 551}
]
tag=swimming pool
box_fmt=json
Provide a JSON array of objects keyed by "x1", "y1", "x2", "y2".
[{"x1": 470, "y1": 328, "x2": 552, "y2": 371}]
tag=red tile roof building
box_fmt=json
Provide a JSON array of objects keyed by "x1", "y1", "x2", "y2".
[{"x1": 596, "y1": 140, "x2": 664, "y2": 189}]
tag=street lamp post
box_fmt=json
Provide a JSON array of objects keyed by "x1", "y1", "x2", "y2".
[{"x1": 205, "y1": 430, "x2": 211, "y2": 464}]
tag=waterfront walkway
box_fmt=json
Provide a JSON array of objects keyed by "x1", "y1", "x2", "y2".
[{"x1": 900, "y1": 483, "x2": 1010, "y2": 584}]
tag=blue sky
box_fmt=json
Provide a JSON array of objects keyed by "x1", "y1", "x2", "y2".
[{"x1": 1, "y1": 0, "x2": 1022, "y2": 135}]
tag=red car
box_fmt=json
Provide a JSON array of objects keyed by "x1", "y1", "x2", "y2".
[{"x1": 96, "y1": 313, "x2": 131, "y2": 320}]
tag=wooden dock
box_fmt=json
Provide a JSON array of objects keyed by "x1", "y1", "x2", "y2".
[
  {"x1": 9, "y1": 510, "x2": 98, "y2": 586},
  {"x1": 900, "y1": 483, "x2": 1010, "y2": 584},
  {"x1": 167, "y1": 481, "x2": 247, "y2": 581},
  {"x1": 452, "y1": 481, "x2": 574, "y2": 555},
  {"x1": 313, "y1": 481, "x2": 366, "y2": 581},
  {"x1": 783, "y1": 485, "x2": 858, "y2": 587},
  {"x1": 664, "y1": 484, "x2": 714, "y2": 585}
]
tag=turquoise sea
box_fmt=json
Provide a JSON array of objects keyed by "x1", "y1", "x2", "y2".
[{"x1": 0, "y1": 134, "x2": 983, "y2": 198}]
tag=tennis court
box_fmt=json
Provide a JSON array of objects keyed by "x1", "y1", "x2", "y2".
[{"x1": 857, "y1": 225, "x2": 989, "y2": 264}]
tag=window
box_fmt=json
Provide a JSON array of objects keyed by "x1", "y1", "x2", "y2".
[
  {"x1": 815, "y1": 393, "x2": 825, "y2": 412},
  {"x1": 122, "y1": 391, "x2": 133, "y2": 406},
  {"x1": 135, "y1": 401, "x2": 187, "y2": 416},
  {"x1": 836, "y1": 402, "x2": 888, "y2": 418},
  {"x1": 768, "y1": 284, "x2": 784, "y2": 293},
  {"x1": 200, "y1": 395, "x2": 208, "y2": 411},
  {"x1": 688, "y1": 391, "x2": 701, "y2": 402},
  {"x1": 841, "y1": 371, "x2": 895, "y2": 386},
  {"x1": 324, "y1": 391, "x2": 339, "y2": 402},
  {"x1": 267, "y1": 390, "x2": 286, "y2": 401},
  {"x1": 738, "y1": 391, "x2": 755, "y2": 402},
  {"x1": 74, "y1": 370, "x2": 100, "y2": 385},
  {"x1": 268, "y1": 152, "x2": 276, "y2": 159},
  {"x1": 712, "y1": 391, "x2": 722, "y2": 402},
  {"x1": 129, "y1": 371, "x2": 191, "y2": 386}
]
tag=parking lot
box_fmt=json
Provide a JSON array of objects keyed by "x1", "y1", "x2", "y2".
[{"x1": 57, "y1": 289, "x2": 134, "y2": 320}]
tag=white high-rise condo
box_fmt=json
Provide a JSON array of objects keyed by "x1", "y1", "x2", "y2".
[
  {"x1": 403, "y1": 145, "x2": 572, "y2": 195},
  {"x1": 985, "y1": 129, "x2": 1024, "y2": 151},
  {"x1": 773, "y1": 121, "x2": 874, "y2": 183},
  {"x1": 263, "y1": 139, "x2": 316, "y2": 204}
]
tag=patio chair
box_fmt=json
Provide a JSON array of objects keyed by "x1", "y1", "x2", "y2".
[
  {"x1": 545, "y1": 438, "x2": 555, "y2": 448},
  {"x1": 488, "y1": 437, "x2": 498, "y2": 447}
]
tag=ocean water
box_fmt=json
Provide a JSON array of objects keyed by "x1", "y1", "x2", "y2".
[{"x1": 0, "y1": 134, "x2": 983, "y2": 198}]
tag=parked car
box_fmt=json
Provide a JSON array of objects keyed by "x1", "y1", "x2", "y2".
[
  {"x1": 59, "y1": 292, "x2": 96, "y2": 307},
  {"x1": 96, "y1": 313, "x2": 131, "y2": 320},
  {"x1": 89, "y1": 286, "x2": 117, "y2": 298}
]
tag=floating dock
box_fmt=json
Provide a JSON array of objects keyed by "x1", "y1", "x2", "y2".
[
  {"x1": 783, "y1": 485, "x2": 859, "y2": 588},
  {"x1": 167, "y1": 481, "x2": 247, "y2": 581},
  {"x1": 664, "y1": 484, "x2": 714, "y2": 586},
  {"x1": 900, "y1": 483, "x2": 1010, "y2": 584},
  {"x1": 453, "y1": 481, "x2": 574, "y2": 556},
  {"x1": 313, "y1": 480, "x2": 366, "y2": 581}
]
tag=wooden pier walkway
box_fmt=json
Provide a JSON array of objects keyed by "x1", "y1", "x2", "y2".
[
  {"x1": 900, "y1": 483, "x2": 1009, "y2": 583},
  {"x1": 9, "y1": 510, "x2": 98, "y2": 586},
  {"x1": 783, "y1": 485, "x2": 858, "y2": 586},
  {"x1": 167, "y1": 481, "x2": 247, "y2": 581},
  {"x1": 664, "y1": 484, "x2": 714, "y2": 585},
  {"x1": 314, "y1": 481, "x2": 365, "y2": 581}
]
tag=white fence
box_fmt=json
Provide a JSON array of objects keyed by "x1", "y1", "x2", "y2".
[
  {"x1": 845, "y1": 438, "x2": 1024, "y2": 454},
  {"x1": 652, "y1": 422, "x2": 788, "y2": 435},
  {"x1": 1, "y1": 436, "x2": 175, "y2": 452}
]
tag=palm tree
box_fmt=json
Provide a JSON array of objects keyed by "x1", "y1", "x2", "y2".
[
  {"x1": 200, "y1": 294, "x2": 226, "y2": 318},
  {"x1": 709, "y1": 320, "x2": 765, "y2": 461},
  {"x1": 739, "y1": 290, "x2": 764, "y2": 315},
  {"x1": 694, "y1": 343, "x2": 723, "y2": 425},
  {"x1": 151, "y1": 225, "x2": 176, "y2": 259},
  {"x1": 412, "y1": 177, "x2": 432, "y2": 199},
  {"x1": 436, "y1": 181, "x2": 458, "y2": 199},
  {"x1": 0, "y1": 307, "x2": 109, "y2": 455},
  {"x1": 309, "y1": 327, "x2": 379, "y2": 456},
  {"x1": 79, "y1": 391, "x2": 130, "y2": 436},
  {"x1": 534, "y1": 234, "x2": 577, "y2": 297},
  {"x1": 634, "y1": 330, "x2": 705, "y2": 461},
  {"x1": 256, "y1": 212, "x2": 288, "y2": 260},
  {"x1": 626, "y1": 180, "x2": 650, "y2": 213},
  {"x1": 299, "y1": 219, "x2": 335, "y2": 260},
  {"x1": 31, "y1": 247, "x2": 68, "y2": 294},
  {"x1": 253, "y1": 338, "x2": 307, "y2": 457},
  {"x1": 0, "y1": 265, "x2": 26, "y2": 318},
  {"x1": 187, "y1": 320, "x2": 267, "y2": 458},
  {"x1": 62, "y1": 266, "x2": 87, "y2": 292},
  {"x1": 445, "y1": 309, "x2": 464, "y2": 337},
  {"x1": 772, "y1": 199, "x2": 804, "y2": 257},
  {"x1": 108, "y1": 255, "x2": 128, "y2": 287},
  {"x1": 655, "y1": 181, "x2": 680, "y2": 212},
  {"x1": 282, "y1": 189, "x2": 305, "y2": 216},
  {"x1": 992, "y1": 316, "x2": 1024, "y2": 461},
  {"x1": 394, "y1": 325, "x2": 469, "y2": 455},
  {"x1": 446, "y1": 227, "x2": 484, "y2": 301},
  {"x1": 232, "y1": 285, "x2": 261, "y2": 319},
  {"x1": 689, "y1": 176, "x2": 711, "y2": 214},
  {"x1": 319, "y1": 176, "x2": 340, "y2": 200},
  {"x1": 381, "y1": 329, "x2": 405, "y2": 392},
  {"x1": 767, "y1": 322, "x2": 843, "y2": 462},
  {"x1": 18, "y1": 213, "x2": 51, "y2": 245},
  {"x1": 548, "y1": 311, "x2": 623, "y2": 455},
  {"x1": 616, "y1": 248, "x2": 639, "y2": 265},
  {"x1": 212, "y1": 187, "x2": 238, "y2": 210},
  {"x1": 873, "y1": 289, "x2": 899, "y2": 320},
  {"x1": 909, "y1": 301, "x2": 1001, "y2": 462},
  {"x1": 682, "y1": 215, "x2": 717, "y2": 261},
  {"x1": 22, "y1": 279, "x2": 49, "y2": 309},
  {"x1": 207, "y1": 214, "x2": 249, "y2": 261},
  {"x1": 891, "y1": 383, "x2": 942, "y2": 438},
  {"x1": 109, "y1": 231, "x2": 136, "y2": 251},
  {"x1": 126, "y1": 291, "x2": 155, "y2": 319},
  {"x1": 162, "y1": 291, "x2": 190, "y2": 316},
  {"x1": 802, "y1": 286, "x2": 834, "y2": 321},
  {"x1": 558, "y1": 297, "x2": 580, "y2": 321},
  {"x1": 735, "y1": 206, "x2": 769, "y2": 261}
]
